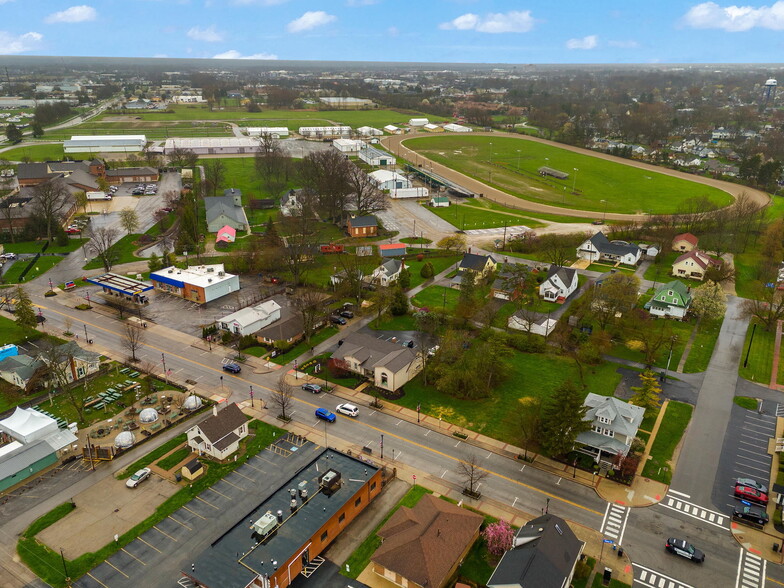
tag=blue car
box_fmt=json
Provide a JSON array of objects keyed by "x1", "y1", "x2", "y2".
[
  {"x1": 315, "y1": 408, "x2": 336, "y2": 423},
  {"x1": 222, "y1": 363, "x2": 241, "y2": 374}
]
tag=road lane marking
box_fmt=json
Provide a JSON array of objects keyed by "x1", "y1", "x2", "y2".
[
  {"x1": 668, "y1": 489, "x2": 690, "y2": 498},
  {"x1": 659, "y1": 496, "x2": 727, "y2": 529}
]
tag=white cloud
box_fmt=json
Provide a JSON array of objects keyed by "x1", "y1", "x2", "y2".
[
  {"x1": 682, "y1": 1, "x2": 784, "y2": 31},
  {"x1": 566, "y1": 35, "x2": 598, "y2": 49},
  {"x1": 213, "y1": 49, "x2": 278, "y2": 59},
  {"x1": 187, "y1": 25, "x2": 223, "y2": 42},
  {"x1": 0, "y1": 31, "x2": 42, "y2": 54},
  {"x1": 286, "y1": 11, "x2": 337, "y2": 33},
  {"x1": 608, "y1": 39, "x2": 639, "y2": 48},
  {"x1": 439, "y1": 10, "x2": 534, "y2": 33},
  {"x1": 45, "y1": 5, "x2": 97, "y2": 24}
]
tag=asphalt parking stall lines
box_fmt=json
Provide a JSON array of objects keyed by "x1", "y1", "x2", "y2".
[
  {"x1": 206, "y1": 484, "x2": 234, "y2": 501},
  {"x1": 194, "y1": 494, "x2": 220, "y2": 510},
  {"x1": 154, "y1": 517, "x2": 191, "y2": 541},
  {"x1": 74, "y1": 572, "x2": 110, "y2": 587},
  {"x1": 217, "y1": 476, "x2": 246, "y2": 492},
  {"x1": 180, "y1": 505, "x2": 206, "y2": 520},
  {"x1": 135, "y1": 536, "x2": 162, "y2": 553},
  {"x1": 151, "y1": 524, "x2": 179, "y2": 542},
  {"x1": 168, "y1": 514, "x2": 193, "y2": 530}
]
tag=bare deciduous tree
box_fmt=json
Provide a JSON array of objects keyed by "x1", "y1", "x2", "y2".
[
  {"x1": 291, "y1": 289, "x2": 329, "y2": 343},
  {"x1": 346, "y1": 163, "x2": 386, "y2": 215},
  {"x1": 457, "y1": 453, "x2": 489, "y2": 497},
  {"x1": 298, "y1": 150, "x2": 351, "y2": 220},
  {"x1": 167, "y1": 147, "x2": 199, "y2": 168},
  {"x1": 270, "y1": 374, "x2": 294, "y2": 421},
  {"x1": 204, "y1": 159, "x2": 226, "y2": 197},
  {"x1": 32, "y1": 178, "x2": 71, "y2": 243},
  {"x1": 254, "y1": 133, "x2": 291, "y2": 194},
  {"x1": 123, "y1": 322, "x2": 145, "y2": 362},
  {"x1": 88, "y1": 226, "x2": 120, "y2": 271}
]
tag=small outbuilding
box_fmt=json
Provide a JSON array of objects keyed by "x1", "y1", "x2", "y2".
[
  {"x1": 347, "y1": 215, "x2": 378, "y2": 238},
  {"x1": 408, "y1": 118, "x2": 429, "y2": 127},
  {"x1": 430, "y1": 196, "x2": 450, "y2": 207},
  {"x1": 181, "y1": 458, "x2": 204, "y2": 481}
]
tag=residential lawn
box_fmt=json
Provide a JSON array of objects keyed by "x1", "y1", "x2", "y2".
[
  {"x1": 571, "y1": 556, "x2": 597, "y2": 588},
  {"x1": 342, "y1": 485, "x2": 432, "y2": 580},
  {"x1": 368, "y1": 313, "x2": 417, "y2": 331},
  {"x1": 301, "y1": 253, "x2": 382, "y2": 289},
  {"x1": 156, "y1": 446, "x2": 192, "y2": 471},
  {"x1": 643, "y1": 251, "x2": 705, "y2": 288},
  {"x1": 119, "y1": 434, "x2": 188, "y2": 478},
  {"x1": 101, "y1": 106, "x2": 428, "y2": 128},
  {"x1": 20, "y1": 420, "x2": 284, "y2": 588},
  {"x1": 738, "y1": 320, "x2": 775, "y2": 384},
  {"x1": 681, "y1": 317, "x2": 722, "y2": 373},
  {"x1": 585, "y1": 262, "x2": 636, "y2": 274},
  {"x1": 458, "y1": 534, "x2": 497, "y2": 586},
  {"x1": 300, "y1": 353, "x2": 365, "y2": 388},
  {"x1": 404, "y1": 135, "x2": 733, "y2": 214},
  {"x1": 734, "y1": 396, "x2": 758, "y2": 410},
  {"x1": 591, "y1": 576, "x2": 632, "y2": 588},
  {"x1": 397, "y1": 352, "x2": 624, "y2": 444},
  {"x1": 241, "y1": 345, "x2": 268, "y2": 357},
  {"x1": 641, "y1": 401, "x2": 694, "y2": 484},
  {"x1": 733, "y1": 249, "x2": 763, "y2": 299},
  {"x1": 270, "y1": 326, "x2": 339, "y2": 365},
  {"x1": 83, "y1": 233, "x2": 144, "y2": 270},
  {"x1": 491, "y1": 300, "x2": 518, "y2": 329},
  {"x1": 2, "y1": 255, "x2": 65, "y2": 283},
  {"x1": 609, "y1": 318, "x2": 695, "y2": 371},
  {"x1": 405, "y1": 254, "x2": 461, "y2": 290},
  {"x1": 410, "y1": 285, "x2": 460, "y2": 313},
  {"x1": 423, "y1": 202, "x2": 545, "y2": 231},
  {"x1": 4, "y1": 239, "x2": 83, "y2": 254}
]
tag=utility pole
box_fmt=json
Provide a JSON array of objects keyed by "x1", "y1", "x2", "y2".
[
  {"x1": 502, "y1": 220, "x2": 508, "y2": 251},
  {"x1": 161, "y1": 352, "x2": 167, "y2": 383}
]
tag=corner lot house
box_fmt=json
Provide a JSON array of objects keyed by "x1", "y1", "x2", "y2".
[
  {"x1": 204, "y1": 188, "x2": 250, "y2": 233},
  {"x1": 217, "y1": 300, "x2": 281, "y2": 336},
  {"x1": 330, "y1": 332, "x2": 421, "y2": 391},
  {"x1": 576, "y1": 232, "x2": 641, "y2": 266},
  {"x1": 645, "y1": 280, "x2": 692, "y2": 319},
  {"x1": 187, "y1": 403, "x2": 248, "y2": 460},
  {"x1": 576, "y1": 394, "x2": 645, "y2": 462},
  {"x1": 459, "y1": 252, "x2": 497, "y2": 279},
  {"x1": 539, "y1": 265, "x2": 578, "y2": 302},
  {"x1": 671, "y1": 249, "x2": 722, "y2": 281},
  {"x1": 672, "y1": 232, "x2": 699, "y2": 252},
  {"x1": 370, "y1": 494, "x2": 483, "y2": 588},
  {"x1": 487, "y1": 514, "x2": 584, "y2": 588}
]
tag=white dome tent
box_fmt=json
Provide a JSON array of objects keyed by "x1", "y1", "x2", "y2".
[
  {"x1": 183, "y1": 395, "x2": 203, "y2": 411},
  {"x1": 114, "y1": 431, "x2": 136, "y2": 449},
  {"x1": 139, "y1": 408, "x2": 159, "y2": 423}
]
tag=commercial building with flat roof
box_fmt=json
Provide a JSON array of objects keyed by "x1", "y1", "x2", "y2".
[
  {"x1": 183, "y1": 448, "x2": 382, "y2": 588},
  {"x1": 163, "y1": 137, "x2": 262, "y2": 156},
  {"x1": 150, "y1": 264, "x2": 239, "y2": 304},
  {"x1": 63, "y1": 135, "x2": 147, "y2": 153},
  {"x1": 246, "y1": 127, "x2": 290, "y2": 138}
]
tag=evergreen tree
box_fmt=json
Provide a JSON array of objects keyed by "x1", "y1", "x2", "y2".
[
  {"x1": 14, "y1": 287, "x2": 37, "y2": 329},
  {"x1": 539, "y1": 380, "x2": 590, "y2": 457},
  {"x1": 389, "y1": 287, "x2": 409, "y2": 316},
  {"x1": 5, "y1": 123, "x2": 22, "y2": 143},
  {"x1": 630, "y1": 369, "x2": 662, "y2": 411},
  {"x1": 420, "y1": 261, "x2": 434, "y2": 279},
  {"x1": 263, "y1": 217, "x2": 283, "y2": 247},
  {"x1": 147, "y1": 253, "x2": 163, "y2": 272},
  {"x1": 398, "y1": 267, "x2": 411, "y2": 289},
  {"x1": 31, "y1": 121, "x2": 44, "y2": 138}
]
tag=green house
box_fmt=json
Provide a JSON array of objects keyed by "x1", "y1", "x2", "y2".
[{"x1": 645, "y1": 280, "x2": 691, "y2": 319}]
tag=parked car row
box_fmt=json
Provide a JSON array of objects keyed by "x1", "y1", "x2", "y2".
[
  {"x1": 315, "y1": 403, "x2": 359, "y2": 422},
  {"x1": 132, "y1": 183, "x2": 158, "y2": 196}
]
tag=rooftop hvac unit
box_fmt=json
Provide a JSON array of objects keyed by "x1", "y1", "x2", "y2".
[
  {"x1": 207, "y1": 267, "x2": 214, "y2": 273},
  {"x1": 218, "y1": 271, "x2": 225, "y2": 277},
  {"x1": 320, "y1": 469, "x2": 342, "y2": 492},
  {"x1": 208, "y1": 278, "x2": 212, "y2": 283},
  {"x1": 252, "y1": 511, "x2": 277, "y2": 536}
]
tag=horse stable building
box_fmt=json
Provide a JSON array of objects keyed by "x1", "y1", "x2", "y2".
[{"x1": 183, "y1": 448, "x2": 382, "y2": 588}]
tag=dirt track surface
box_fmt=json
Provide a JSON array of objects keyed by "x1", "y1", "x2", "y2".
[{"x1": 381, "y1": 131, "x2": 771, "y2": 221}]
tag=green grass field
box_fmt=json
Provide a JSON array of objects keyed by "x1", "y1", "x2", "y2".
[
  {"x1": 37, "y1": 120, "x2": 234, "y2": 142},
  {"x1": 398, "y1": 352, "x2": 624, "y2": 444},
  {"x1": 462, "y1": 198, "x2": 590, "y2": 223},
  {"x1": 97, "y1": 106, "x2": 429, "y2": 129},
  {"x1": 83, "y1": 233, "x2": 144, "y2": 270},
  {"x1": 411, "y1": 285, "x2": 460, "y2": 312},
  {"x1": 642, "y1": 401, "x2": 693, "y2": 484},
  {"x1": 424, "y1": 201, "x2": 546, "y2": 230},
  {"x1": 2, "y1": 255, "x2": 65, "y2": 283},
  {"x1": 405, "y1": 135, "x2": 733, "y2": 215},
  {"x1": 4, "y1": 239, "x2": 84, "y2": 255},
  {"x1": 738, "y1": 320, "x2": 778, "y2": 384},
  {"x1": 405, "y1": 254, "x2": 461, "y2": 290}
]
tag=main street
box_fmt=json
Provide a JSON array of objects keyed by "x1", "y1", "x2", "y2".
[{"x1": 9, "y1": 271, "x2": 781, "y2": 588}]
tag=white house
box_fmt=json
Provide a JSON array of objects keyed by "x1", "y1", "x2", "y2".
[
  {"x1": 217, "y1": 300, "x2": 282, "y2": 336},
  {"x1": 408, "y1": 118, "x2": 429, "y2": 127},
  {"x1": 280, "y1": 189, "x2": 303, "y2": 217},
  {"x1": 187, "y1": 403, "x2": 248, "y2": 461},
  {"x1": 370, "y1": 259, "x2": 404, "y2": 286},
  {"x1": 576, "y1": 394, "x2": 645, "y2": 462},
  {"x1": 539, "y1": 265, "x2": 578, "y2": 302},
  {"x1": 333, "y1": 138, "x2": 366, "y2": 154},
  {"x1": 576, "y1": 232, "x2": 641, "y2": 266},
  {"x1": 508, "y1": 314, "x2": 557, "y2": 336}
]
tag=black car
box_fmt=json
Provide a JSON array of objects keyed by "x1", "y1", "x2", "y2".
[
  {"x1": 330, "y1": 316, "x2": 347, "y2": 325},
  {"x1": 339, "y1": 310, "x2": 354, "y2": 318},
  {"x1": 665, "y1": 538, "x2": 705, "y2": 563},
  {"x1": 302, "y1": 383, "x2": 323, "y2": 394},
  {"x1": 222, "y1": 363, "x2": 241, "y2": 374},
  {"x1": 733, "y1": 505, "x2": 769, "y2": 526}
]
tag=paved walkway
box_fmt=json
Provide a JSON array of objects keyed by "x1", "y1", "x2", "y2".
[{"x1": 771, "y1": 319, "x2": 783, "y2": 390}]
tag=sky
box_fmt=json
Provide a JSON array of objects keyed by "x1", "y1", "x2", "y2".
[{"x1": 2, "y1": 0, "x2": 784, "y2": 64}]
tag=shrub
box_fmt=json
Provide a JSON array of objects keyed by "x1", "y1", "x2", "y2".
[
  {"x1": 238, "y1": 334, "x2": 257, "y2": 350},
  {"x1": 506, "y1": 333, "x2": 546, "y2": 353},
  {"x1": 221, "y1": 331, "x2": 233, "y2": 343},
  {"x1": 420, "y1": 262, "x2": 434, "y2": 279},
  {"x1": 399, "y1": 268, "x2": 411, "y2": 289},
  {"x1": 274, "y1": 340, "x2": 293, "y2": 353},
  {"x1": 416, "y1": 253, "x2": 424, "y2": 262},
  {"x1": 390, "y1": 288, "x2": 409, "y2": 316}
]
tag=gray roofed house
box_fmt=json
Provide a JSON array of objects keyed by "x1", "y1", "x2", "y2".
[
  {"x1": 576, "y1": 232, "x2": 641, "y2": 266},
  {"x1": 255, "y1": 313, "x2": 309, "y2": 345},
  {"x1": 331, "y1": 332, "x2": 421, "y2": 391},
  {"x1": 0, "y1": 355, "x2": 43, "y2": 389},
  {"x1": 576, "y1": 393, "x2": 645, "y2": 462},
  {"x1": 204, "y1": 188, "x2": 250, "y2": 233},
  {"x1": 370, "y1": 258, "x2": 403, "y2": 286},
  {"x1": 539, "y1": 265, "x2": 579, "y2": 302},
  {"x1": 347, "y1": 215, "x2": 378, "y2": 237},
  {"x1": 452, "y1": 252, "x2": 496, "y2": 288},
  {"x1": 487, "y1": 514, "x2": 584, "y2": 588},
  {"x1": 186, "y1": 402, "x2": 248, "y2": 460}
]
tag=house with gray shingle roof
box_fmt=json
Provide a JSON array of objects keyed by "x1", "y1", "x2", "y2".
[
  {"x1": 539, "y1": 265, "x2": 578, "y2": 302},
  {"x1": 370, "y1": 258, "x2": 403, "y2": 286},
  {"x1": 576, "y1": 232, "x2": 641, "y2": 266},
  {"x1": 187, "y1": 402, "x2": 248, "y2": 460},
  {"x1": 0, "y1": 355, "x2": 43, "y2": 389},
  {"x1": 330, "y1": 332, "x2": 421, "y2": 391},
  {"x1": 487, "y1": 514, "x2": 584, "y2": 588},
  {"x1": 204, "y1": 188, "x2": 249, "y2": 232},
  {"x1": 576, "y1": 394, "x2": 645, "y2": 462}
]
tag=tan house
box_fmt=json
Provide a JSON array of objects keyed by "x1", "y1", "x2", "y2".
[
  {"x1": 371, "y1": 494, "x2": 483, "y2": 588},
  {"x1": 452, "y1": 252, "x2": 497, "y2": 288},
  {"x1": 672, "y1": 232, "x2": 699, "y2": 252},
  {"x1": 672, "y1": 249, "x2": 722, "y2": 281},
  {"x1": 330, "y1": 332, "x2": 421, "y2": 391},
  {"x1": 186, "y1": 402, "x2": 248, "y2": 460}
]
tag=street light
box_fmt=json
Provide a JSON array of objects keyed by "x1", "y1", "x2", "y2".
[
  {"x1": 380, "y1": 434, "x2": 384, "y2": 459},
  {"x1": 516, "y1": 149, "x2": 521, "y2": 170},
  {"x1": 572, "y1": 168, "x2": 579, "y2": 194},
  {"x1": 601, "y1": 199, "x2": 608, "y2": 222}
]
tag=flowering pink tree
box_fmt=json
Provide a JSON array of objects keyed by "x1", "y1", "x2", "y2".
[{"x1": 482, "y1": 520, "x2": 515, "y2": 559}]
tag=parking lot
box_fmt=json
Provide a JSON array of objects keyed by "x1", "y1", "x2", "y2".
[
  {"x1": 73, "y1": 439, "x2": 321, "y2": 588},
  {"x1": 711, "y1": 399, "x2": 777, "y2": 513}
]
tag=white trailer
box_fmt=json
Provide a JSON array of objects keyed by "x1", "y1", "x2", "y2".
[{"x1": 86, "y1": 191, "x2": 111, "y2": 201}]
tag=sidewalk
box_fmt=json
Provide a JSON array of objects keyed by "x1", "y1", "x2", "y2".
[{"x1": 279, "y1": 370, "x2": 669, "y2": 509}]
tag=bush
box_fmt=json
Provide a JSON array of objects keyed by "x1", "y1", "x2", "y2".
[
  {"x1": 399, "y1": 268, "x2": 411, "y2": 289},
  {"x1": 420, "y1": 262, "x2": 434, "y2": 279},
  {"x1": 274, "y1": 340, "x2": 293, "y2": 353},
  {"x1": 506, "y1": 333, "x2": 546, "y2": 353},
  {"x1": 221, "y1": 331, "x2": 233, "y2": 343},
  {"x1": 238, "y1": 334, "x2": 257, "y2": 350},
  {"x1": 390, "y1": 288, "x2": 409, "y2": 316},
  {"x1": 416, "y1": 253, "x2": 424, "y2": 262}
]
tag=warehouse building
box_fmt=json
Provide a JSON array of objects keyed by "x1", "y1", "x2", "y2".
[
  {"x1": 359, "y1": 146, "x2": 395, "y2": 166},
  {"x1": 298, "y1": 126, "x2": 351, "y2": 139},
  {"x1": 150, "y1": 264, "x2": 239, "y2": 304},
  {"x1": 163, "y1": 137, "x2": 261, "y2": 156},
  {"x1": 383, "y1": 125, "x2": 403, "y2": 134},
  {"x1": 444, "y1": 123, "x2": 473, "y2": 133},
  {"x1": 332, "y1": 138, "x2": 366, "y2": 154},
  {"x1": 245, "y1": 127, "x2": 290, "y2": 138},
  {"x1": 63, "y1": 135, "x2": 147, "y2": 154},
  {"x1": 408, "y1": 118, "x2": 429, "y2": 127},
  {"x1": 319, "y1": 96, "x2": 375, "y2": 109},
  {"x1": 105, "y1": 167, "x2": 159, "y2": 184},
  {"x1": 356, "y1": 126, "x2": 383, "y2": 136},
  {"x1": 368, "y1": 169, "x2": 427, "y2": 198}
]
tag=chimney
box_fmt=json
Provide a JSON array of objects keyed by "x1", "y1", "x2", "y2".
[{"x1": 213, "y1": 405, "x2": 218, "y2": 416}]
